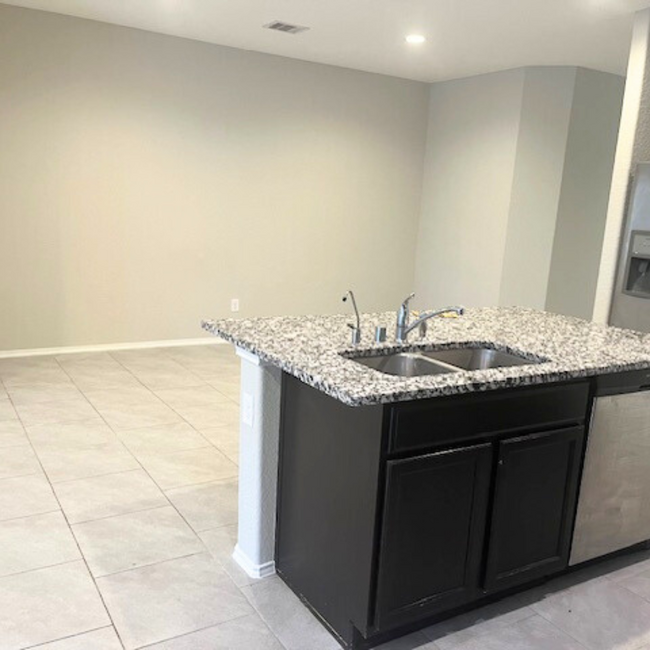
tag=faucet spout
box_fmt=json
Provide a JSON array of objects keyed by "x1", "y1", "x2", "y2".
[{"x1": 395, "y1": 300, "x2": 464, "y2": 343}]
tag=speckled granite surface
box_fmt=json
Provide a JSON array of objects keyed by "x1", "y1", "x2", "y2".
[{"x1": 201, "y1": 307, "x2": 650, "y2": 406}]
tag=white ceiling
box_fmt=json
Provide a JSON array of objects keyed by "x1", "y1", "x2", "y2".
[{"x1": 3, "y1": 0, "x2": 650, "y2": 82}]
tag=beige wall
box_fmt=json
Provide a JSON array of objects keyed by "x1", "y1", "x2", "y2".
[{"x1": 0, "y1": 5, "x2": 429, "y2": 350}]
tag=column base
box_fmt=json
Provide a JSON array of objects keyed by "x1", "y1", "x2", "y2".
[{"x1": 232, "y1": 544, "x2": 276, "y2": 579}]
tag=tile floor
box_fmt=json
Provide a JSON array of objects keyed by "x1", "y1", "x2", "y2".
[{"x1": 1, "y1": 344, "x2": 650, "y2": 649}]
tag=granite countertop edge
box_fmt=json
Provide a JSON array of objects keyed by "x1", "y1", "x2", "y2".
[{"x1": 201, "y1": 308, "x2": 650, "y2": 407}]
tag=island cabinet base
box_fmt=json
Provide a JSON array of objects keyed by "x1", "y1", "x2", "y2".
[{"x1": 275, "y1": 373, "x2": 591, "y2": 649}]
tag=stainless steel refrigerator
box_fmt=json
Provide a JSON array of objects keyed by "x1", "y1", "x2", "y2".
[{"x1": 610, "y1": 162, "x2": 650, "y2": 332}]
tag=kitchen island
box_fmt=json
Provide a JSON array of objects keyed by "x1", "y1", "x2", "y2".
[{"x1": 202, "y1": 307, "x2": 650, "y2": 649}]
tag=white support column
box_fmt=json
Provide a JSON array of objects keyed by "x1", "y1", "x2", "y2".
[{"x1": 232, "y1": 347, "x2": 282, "y2": 579}]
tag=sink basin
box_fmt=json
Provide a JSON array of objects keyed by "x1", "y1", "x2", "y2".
[
  {"x1": 346, "y1": 345, "x2": 543, "y2": 377},
  {"x1": 422, "y1": 346, "x2": 541, "y2": 370},
  {"x1": 351, "y1": 352, "x2": 458, "y2": 377}
]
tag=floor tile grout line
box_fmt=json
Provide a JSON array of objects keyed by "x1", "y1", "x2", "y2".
[
  {"x1": 54, "y1": 353, "x2": 240, "y2": 594},
  {"x1": 91, "y1": 550, "x2": 207, "y2": 581},
  {"x1": 9, "y1": 411, "x2": 127, "y2": 650},
  {"x1": 133, "y1": 612, "x2": 267, "y2": 650},
  {"x1": 22, "y1": 624, "x2": 117, "y2": 650},
  {"x1": 531, "y1": 608, "x2": 599, "y2": 650},
  {"x1": 0, "y1": 349, "x2": 243, "y2": 650},
  {"x1": 238, "y1": 581, "x2": 296, "y2": 650},
  {"x1": 0, "y1": 557, "x2": 85, "y2": 583},
  {"x1": 69, "y1": 503, "x2": 174, "y2": 528},
  {"x1": 0, "y1": 507, "x2": 62, "y2": 525},
  {"x1": 93, "y1": 351, "x2": 235, "y2": 449}
]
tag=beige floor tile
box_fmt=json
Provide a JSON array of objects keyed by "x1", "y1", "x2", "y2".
[
  {"x1": 114, "y1": 352, "x2": 206, "y2": 387},
  {"x1": 155, "y1": 385, "x2": 233, "y2": 409},
  {"x1": 7, "y1": 383, "x2": 84, "y2": 406},
  {"x1": 164, "y1": 346, "x2": 238, "y2": 379},
  {"x1": 73, "y1": 506, "x2": 203, "y2": 577},
  {"x1": 198, "y1": 406, "x2": 240, "y2": 430},
  {"x1": 207, "y1": 377, "x2": 241, "y2": 402},
  {"x1": 531, "y1": 574, "x2": 650, "y2": 650},
  {"x1": 0, "y1": 420, "x2": 29, "y2": 448},
  {"x1": 199, "y1": 524, "x2": 256, "y2": 588},
  {"x1": 138, "y1": 447, "x2": 238, "y2": 490},
  {"x1": 0, "y1": 474, "x2": 59, "y2": 521},
  {"x1": 200, "y1": 424, "x2": 238, "y2": 448},
  {"x1": 0, "y1": 396, "x2": 18, "y2": 422},
  {"x1": 0, "y1": 511, "x2": 80, "y2": 577},
  {"x1": 423, "y1": 592, "x2": 535, "y2": 649},
  {"x1": 32, "y1": 626, "x2": 123, "y2": 649},
  {"x1": 15, "y1": 396, "x2": 98, "y2": 427},
  {"x1": 242, "y1": 575, "x2": 340, "y2": 650},
  {"x1": 27, "y1": 418, "x2": 117, "y2": 450},
  {"x1": 85, "y1": 386, "x2": 182, "y2": 431},
  {"x1": 201, "y1": 427, "x2": 239, "y2": 465},
  {"x1": 110, "y1": 349, "x2": 172, "y2": 364},
  {"x1": 167, "y1": 479, "x2": 238, "y2": 532},
  {"x1": 145, "y1": 613, "x2": 284, "y2": 649},
  {"x1": 117, "y1": 421, "x2": 208, "y2": 456},
  {"x1": 173, "y1": 405, "x2": 239, "y2": 429},
  {"x1": 66, "y1": 367, "x2": 142, "y2": 391},
  {"x1": 1, "y1": 367, "x2": 72, "y2": 389},
  {"x1": 56, "y1": 351, "x2": 121, "y2": 366},
  {"x1": 54, "y1": 469, "x2": 168, "y2": 524},
  {"x1": 448, "y1": 615, "x2": 585, "y2": 650},
  {"x1": 0, "y1": 561, "x2": 110, "y2": 649},
  {"x1": 97, "y1": 553, "x2": 253, "y2": 649},
  {"x1": 38, "y1": 441, "x2": 139, "y2": 483},
  {"x1": 0, "y1": 445, "x2": 42, "y2": 479}
]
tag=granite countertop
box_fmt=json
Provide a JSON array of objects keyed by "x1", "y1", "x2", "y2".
[{"x1": 201, "y1": 307, "x2": 650, "y2": 406}]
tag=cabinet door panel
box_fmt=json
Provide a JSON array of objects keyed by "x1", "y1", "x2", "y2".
[
  {"x1": 484, "y1": 426, "x2": 584, "y2": 592},
  {"x1": 375, "y1": 443, "x2": 492, "y2": 631}
]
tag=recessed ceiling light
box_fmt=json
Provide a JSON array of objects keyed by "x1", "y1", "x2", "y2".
[{"x1": 405, "y1": 34, "x2": 426, "y2": 45}]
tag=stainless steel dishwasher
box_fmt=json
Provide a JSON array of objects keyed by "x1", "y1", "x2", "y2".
[{"x1": 571, "y1": 369, "x2": 650, "y2": 565}]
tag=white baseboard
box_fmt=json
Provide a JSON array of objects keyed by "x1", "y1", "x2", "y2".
[
  {"x1": 0, "y1": 337, "x2": 226, "y2": 359},
  {"x1": 233, "y1": 544, "x2": 276, "y2": 580}
]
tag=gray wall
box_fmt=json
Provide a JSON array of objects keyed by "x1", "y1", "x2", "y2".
[
  {"x1": 0, "y1": 4, "x2": 429, "y2": 350},
  {"x1": 414, "y1": 69, "x2": 525, "y2": 308},
  {"x1": 499, "y1": 67, "x2": 576, "y2": 309},
  {"x1": 414, "y1": 66, "x2": 623, "y2": 316},
  {"x1": 546, "y1": 69, "x2": 625, "y2": 319}
]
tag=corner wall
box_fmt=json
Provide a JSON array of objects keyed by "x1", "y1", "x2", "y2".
[
  {"x1": 414, "y1": 66, "x2": 624, "y2": 316},
  {"x1": 413, "y1": 69, "x2": 525, "y2": 308}
]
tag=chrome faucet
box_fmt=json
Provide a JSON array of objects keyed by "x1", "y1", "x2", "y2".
[
  {"x1": 395, "y1": 293, "x2": 464, "y2": 343},
  {"x1": 342, "y1": 290, "x2": 361, "y2": 345}
]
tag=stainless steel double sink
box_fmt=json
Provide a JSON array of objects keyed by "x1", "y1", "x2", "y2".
[{"x1": 347, "y1": 346, "x2": 543, "y2": 377}]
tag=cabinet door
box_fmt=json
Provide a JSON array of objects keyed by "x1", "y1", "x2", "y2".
[
  {"x1": 484, "y1": 426, "x2": 584, "y2": 592},
  {"x1": 374, "y1": 443, "x2": 493, "y2": 631}
]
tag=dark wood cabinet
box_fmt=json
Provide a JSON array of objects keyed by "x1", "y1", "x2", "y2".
[
  {"x1": 483, "y1": 426, "x2": 585, "y2": 592},
  {"x1": 375, "y1": 444, "x2": 492, "y2": 630},
  {"x1": 276, "y1": 374, "x2": 591, "y2": 649}
]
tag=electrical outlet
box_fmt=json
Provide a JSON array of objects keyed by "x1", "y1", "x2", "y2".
[{"x1": 231, "y1": 298, "x2": 240, "y2": 312}]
